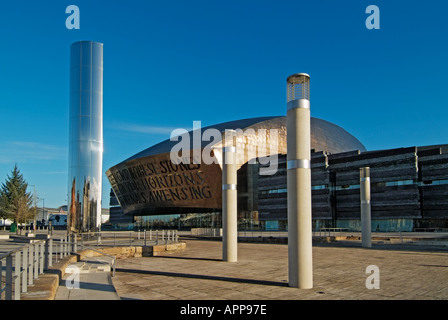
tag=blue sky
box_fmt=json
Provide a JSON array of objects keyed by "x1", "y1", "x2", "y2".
[{"x1": 0, "y1": 0, "x2": 447, "y2": 208}]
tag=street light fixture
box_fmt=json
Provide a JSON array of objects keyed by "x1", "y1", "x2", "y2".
[{"x1": 37, "y1": 197, "x2": 45, "y2": 225}]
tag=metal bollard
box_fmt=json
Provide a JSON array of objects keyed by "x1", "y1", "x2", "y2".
[
  {"x1": 14, "y1": 251, "x2": 21, "y2": 300},
  {"x1": 73, "y1": 234, "x2": 77, "y2": 253},
  {"x1": 60, "y1": 237, "x2": 63, "y2": 259},
  {"x1": 34, "y1": 244, "x2": 39, "y2": 279},
  {"x1": 48, "y1": 239, "x2": 53, "y2": 267},
  {"x1": 39, "y1": 242, "x2": 44, "y2": 274},
  {"x1": 22, "y1": 247, "x2": 28, "y2": 293},
  {"x1": 28, "y1": 245, "x2": 34, "y2": 286},
  {"x1": 44, "y1": 240, "x2": 49, "y2": 270},
  {"x1": 5, "y1": 255, "x2": 13, "y2": 300}
]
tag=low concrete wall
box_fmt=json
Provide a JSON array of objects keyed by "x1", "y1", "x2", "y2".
[
  {"x1": 76, "y1": 242, "x2": 187, "y2": 259},
  {"x1": 150, "y1": 242, "x2": 187, "y2": 256}
]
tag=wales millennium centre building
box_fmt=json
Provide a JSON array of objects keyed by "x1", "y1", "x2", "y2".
[{"x1": 106, "y1": 116, "x2": 448, "y2": 232}]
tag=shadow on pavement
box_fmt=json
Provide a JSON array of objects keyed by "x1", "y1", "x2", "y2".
[{"x1": 115, "y1": 268, "x2": 289, "y2": 287}]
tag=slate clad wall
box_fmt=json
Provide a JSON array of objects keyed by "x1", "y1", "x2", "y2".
[
  {"x1": 258, "y1": 156, "x2": 287, "y2": 221},
  {"x1": 258, "y1": 146, "x2": 448, "y2": 225},
  {"x1": 329, "y1": 147, "x2": 420, "y2": 219},
  {"x1": 419, "y1": 152, "x2": 448, "y2": 218}
]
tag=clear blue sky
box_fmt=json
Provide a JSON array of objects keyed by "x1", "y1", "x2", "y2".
[{"x1": 1, "y1": 0, "x2": 447, "y2": 208}]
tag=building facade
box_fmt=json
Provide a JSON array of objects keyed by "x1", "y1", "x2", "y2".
[{"x1": 258, "y1": 146, "x2": 448, "y2": 231}]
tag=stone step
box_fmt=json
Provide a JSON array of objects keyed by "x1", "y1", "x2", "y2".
[
  {"x1": 65, "y1": 262, "x2": 91, "y2": 274},
  {"x1": 81, "y1": 259, "x2": 113, "y2": 273},
  {"x1": 65, "y1": 256, "x2": 114, "y2": 275},
  {"x1": 94, "y1": 264, "x2": 111, "y2": 272}
]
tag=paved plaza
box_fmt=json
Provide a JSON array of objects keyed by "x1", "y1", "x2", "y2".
[
  {"x1": 2, "y1": 231, "x2": 448, "y2": 301},
  {"x1": 111, "y1": 239, "x2": 448, "y2": 300}
]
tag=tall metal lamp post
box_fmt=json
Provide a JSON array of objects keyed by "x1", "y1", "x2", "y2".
[{"x1": 286, "y1": 73, "x2": 313, "y2": 289}]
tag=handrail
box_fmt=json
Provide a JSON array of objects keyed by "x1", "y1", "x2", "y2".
[
  {"x1": 0, "y1": 239, "x2": 45, "y2": 259},
  {"x1": 0, "y1": 239, "x2": 47, "y2": 300},
  {"x1": 77, "y1": 229, "x2": 180, "y2": 247}
]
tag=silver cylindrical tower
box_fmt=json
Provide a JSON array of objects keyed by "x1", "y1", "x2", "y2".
[
  {"x1": 286, "y1": 73, "x2": 313, "y2": 289},
  {"x1": 68, "y1": 41, "x2": 103, "y2": 233}
]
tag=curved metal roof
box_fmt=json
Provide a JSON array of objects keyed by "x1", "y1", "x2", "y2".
[{"x1": 121, "y1": 116, "x2": 366, "y2": 163}]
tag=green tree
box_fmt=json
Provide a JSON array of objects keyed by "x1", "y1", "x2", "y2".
[{"x1": 0, "y1": 165, "x2": 36, "y2": 232}]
